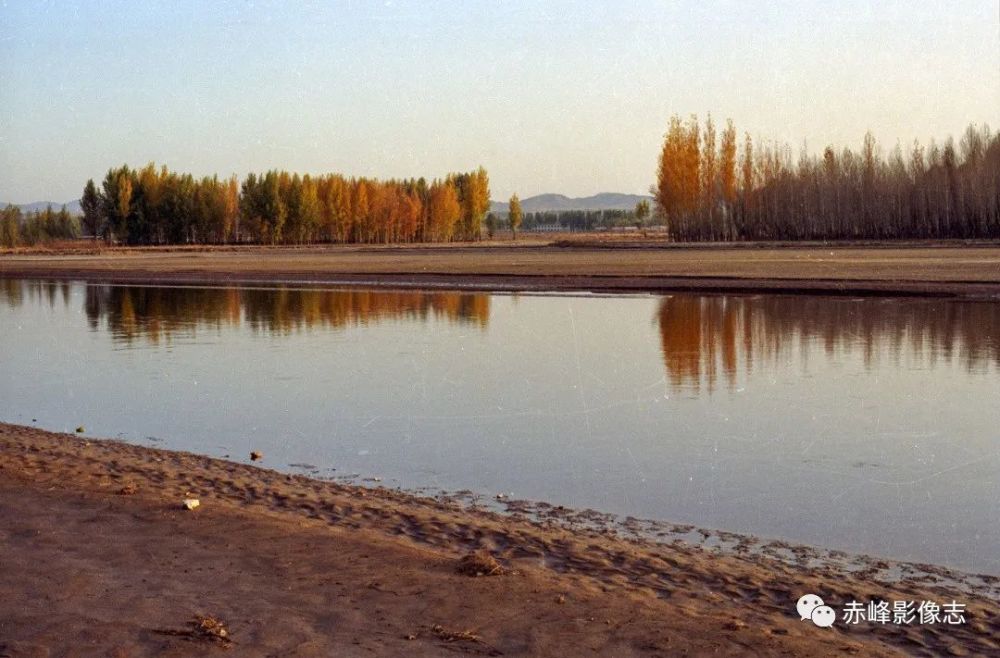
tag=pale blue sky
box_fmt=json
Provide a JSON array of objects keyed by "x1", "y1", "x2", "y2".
[{"x1": 1, "y1": 0, "x2": 997, "y2": 202}]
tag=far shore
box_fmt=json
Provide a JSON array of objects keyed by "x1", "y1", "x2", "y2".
[
  {"x1": 2, "y1": 239, "x2": 1000, "y2": 298},
  {"x1": 1, "y1": 423, "x2": 998, "y2": 656}
]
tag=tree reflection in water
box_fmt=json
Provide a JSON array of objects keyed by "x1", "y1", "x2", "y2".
[
  {"x1": 656, "y1": 295, "x2": 1000, "y2": 392},
  {"x1": 71, "y1": 284, "x2": 490, "y2": 343}
]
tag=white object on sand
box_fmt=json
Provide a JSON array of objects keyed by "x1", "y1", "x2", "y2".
[{"x1": 182, "y1": 498, "x2": 201, "y2": 510}]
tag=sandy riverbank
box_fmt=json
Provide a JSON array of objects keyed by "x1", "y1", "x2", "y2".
[
  {"x1": 1, "y1": 423, "x2": 997, "y2": 656},
  {"x1": 2, "y1": 243, "x2": 1000, "y2": 297}
]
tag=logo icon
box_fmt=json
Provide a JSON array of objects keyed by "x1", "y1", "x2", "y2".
[
  {"x1": 797, "y1": 594, "x2": 835, "y2": 627},
  {"x1": 811, "y1": 605, "x2": 836, "y2": 627}
]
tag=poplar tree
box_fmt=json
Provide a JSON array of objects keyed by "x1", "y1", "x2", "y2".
[
  {"x1": 0, "y1": 205, "x2": 21, "y2": 248},
  {"x1": 80, "y1": 179, "x2": 102, "y2": 240},
  {"x1": 634, "y1": 199, "x2": 650, "y2": 228},
  {"x1": 508, "y1": 193, "x2": 523, "y2": 240}
]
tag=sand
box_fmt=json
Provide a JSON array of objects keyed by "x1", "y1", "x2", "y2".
[
  {"x1": 1, "y1": 423, "x2": 997, "y2": 657},
  {"x1": 2, "y1": 242, "x2": 1000, "y2": 297}
]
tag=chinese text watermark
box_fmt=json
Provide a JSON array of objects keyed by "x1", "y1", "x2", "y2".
[{"x1": 797, "y1": 593, "x2": 966, "y2": 628}]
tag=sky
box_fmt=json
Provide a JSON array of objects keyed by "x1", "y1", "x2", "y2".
[{"x1": 1, "y1": 0, "x2": 998, "y2": 203}]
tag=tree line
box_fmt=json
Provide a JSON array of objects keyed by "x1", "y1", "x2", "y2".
[
  {"x1": 505, "y1": 208, "x2": 645, "y2": 232},
  {"x1": 482, "y1": 204, "x2": 654, "y2": 237},
  {"x1": 655, "y1": 116, "x2": 1000, "y2": 241},
  {"x1": 1, "y1": 205, "x2": 80, "y2": 248},
  {"x1": 80, "y1": 164, "x2": 490, "y2": 245}
]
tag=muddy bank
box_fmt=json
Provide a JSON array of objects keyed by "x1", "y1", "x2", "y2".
[{"x1": 1, "y1": 423, "x2": 997, "y2": 656}]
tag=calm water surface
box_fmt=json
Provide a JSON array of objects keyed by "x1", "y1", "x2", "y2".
[{"x1": 1, "y1": 280, "x2": 998, "y2": 574}]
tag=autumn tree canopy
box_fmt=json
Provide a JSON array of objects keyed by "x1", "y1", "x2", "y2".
[
  {"x1": 655, "y1": 116, "x2": 1000, "y2": 241},
  {"x1": 79, "y1": 166, "x2": 490, "y2": 246}
]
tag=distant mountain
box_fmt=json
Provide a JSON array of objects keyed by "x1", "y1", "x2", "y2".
[
  {"x1": 490, "y1": 193, "x2": 651, "y2": 214},
  {"x1": 2, "y1": 199, "x2": 82, "y2": 215}
]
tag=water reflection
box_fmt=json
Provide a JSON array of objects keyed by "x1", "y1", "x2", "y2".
[
  {"x1": 0, "y1": 278, "x2": 72, "y2": 309},
  {"x1": 657, "y1": 295, "x2": 1000, "y2": 392},
  {"x1": 72, "y1": 284, "x2": 490, "y2": 343}
]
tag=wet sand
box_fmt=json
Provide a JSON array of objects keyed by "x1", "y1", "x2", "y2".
[
  {"x1": 2, "y1": 243, "x2": 1000, "y2": 297},
  {"x1": 1, "y1": 423, "x2": 997, "y2": 657}
]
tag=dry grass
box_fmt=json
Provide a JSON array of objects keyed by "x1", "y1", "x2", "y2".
[
  {"x1": 430, "y1": 624, "x2": 503, "y2": 656},
  {"x1": 456, "y1": 551, "x2": 505, "y2": 577},
  {"x1": 190, "y1": 615, "x2": 231, "y2": 643},
  {"x1": 153, "y1": 614, "x2": 233, "y2": 647}
]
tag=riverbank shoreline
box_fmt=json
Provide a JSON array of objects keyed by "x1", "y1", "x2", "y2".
[
  {"x1": 1, "y1": 423, "x2": 997, "y2": 656},
  {"x1": 3, "y1": 243, "x2": 1000, "y2": 298}
]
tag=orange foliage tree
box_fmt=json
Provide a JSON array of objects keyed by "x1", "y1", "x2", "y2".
[
  {"x1": 84, "y1": 166, "x2": 487, "y2": 245},
  {"x1": 655, "y1": 115, "x2": 1000, "y2": 241}
]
